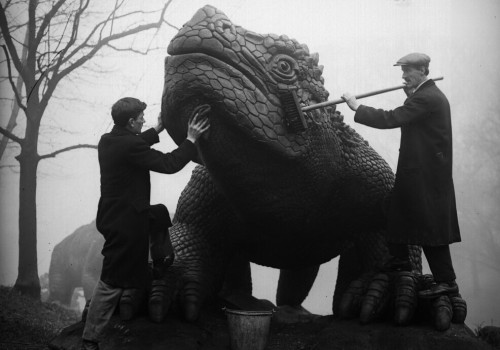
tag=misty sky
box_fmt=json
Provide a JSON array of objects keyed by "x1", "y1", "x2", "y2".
[{"x1": 1, "y1": 0, "x2": 499, "y2": 327}]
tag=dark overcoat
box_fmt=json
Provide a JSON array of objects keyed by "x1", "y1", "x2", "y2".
[
  {"x1": 354, "y1": 79, "x2": 461, "y2": 246},
  {"x1": 96, "y1": 125, "x2": 197, "y2": 288}
]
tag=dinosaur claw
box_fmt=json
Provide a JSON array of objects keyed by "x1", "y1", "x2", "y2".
[
  {"x1": 338, "y1": 278, "x2": 365, "y2": 319},
  {"x1": 359, "y1": 273, "x2": 390, "y2": 324},
  {"x1": 181, "y1": 280, "x2": 205, "y2": 322},
  {"x1": 184, "y1": 300, "x2": 201, "y2": 322},
  {"x1": 148, "y1": 280, "x2": 171, "y2": 323},
  {"x1": 393, "y1": 271, "x2": 417, "y2": 326},
  {"x1": 394, "y1": 306, "x2": 412, "y2": 326},
  {"x1": 450, "y1": 294, "x2": 467, "y2": 324},
  {"x1": 120, "y1": 288, "x2": 145, "y2": 321},
  {"x1": 432, "y1": 295, "x2": 452, "y2": 331},
  {"x1": 359, "y1": 305, "x2": 374, "y2": 324}
]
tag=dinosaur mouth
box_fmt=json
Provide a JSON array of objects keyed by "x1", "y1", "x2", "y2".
[{"x1": 163, "y1": 53, "x2": 262, "y2": 137}]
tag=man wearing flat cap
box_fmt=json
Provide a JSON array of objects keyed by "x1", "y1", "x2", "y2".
[
  {"x1": 81, "y1": 97, "x2": 210, "y2": 350},
  {"x1": 342, "y1": 53, "x2": 461, "y2": 302}
]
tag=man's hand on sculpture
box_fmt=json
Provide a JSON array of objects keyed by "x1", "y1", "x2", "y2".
[
  {"x1": 187, "y1": 104, "x2": 211, "y2": 143},
  {"x1": 342, "y1": 93, "x2": 360, "y2": 111},
  {"x1": 154, "y1": 112, "x2": 165, "y2": 133}
]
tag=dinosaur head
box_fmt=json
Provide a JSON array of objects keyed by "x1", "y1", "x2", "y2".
[
  {"x1": 162, "y1": 5, "x2": 335, "y2": 152},
  {"x1": 162, "y1": 5, "x2": 346, "y2": 227}
]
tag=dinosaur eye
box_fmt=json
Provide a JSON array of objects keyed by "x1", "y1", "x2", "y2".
[
  {"x1": 278, "y1": 60, "x2": 292, "y2": 73},
  {"x1": 271, "y1": 54, "x2": 298, "y2": 83}
]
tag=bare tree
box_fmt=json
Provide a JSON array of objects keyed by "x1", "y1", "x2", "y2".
[{"x1": 0, "y1": 0, "x2": 176, "y2": 299}]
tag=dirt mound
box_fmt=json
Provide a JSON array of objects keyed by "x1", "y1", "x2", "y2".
[
  {"x1": 49, "y1": 307, "x2": 492, "y2": 350},
  {"x1": 0, "y1": 286, "x2": 79, "y2": 350}
]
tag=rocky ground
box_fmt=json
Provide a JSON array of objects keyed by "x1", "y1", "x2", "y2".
[
  {"x1": 1, "y1": 286, "x2": 499, "y2": 350},
  {"x1": 49, "y1": 304, "x2": 496, "y2": 350}
]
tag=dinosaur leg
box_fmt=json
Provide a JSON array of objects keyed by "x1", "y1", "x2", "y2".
[
  {"x1": 276, "y1": 265, "x2": 319, "y2": 307},
  {"x1": 274, "y1": 265, "x2": 320, "y2": 323},
  {"x1": 148, "y1": 165, "x2": 246, "y2": 322},
  {"x1": 334, "y1": 241, "x2": 366, "y2": 318},
  {"x1": 218, "y1": 255, "x2": 275, "y2": 311},
  {"x1": 220, "y1": 254, "x2": 252, "y2": 297},
  {"x1": 148, "y1": 222, "x2": 227, "y2": 323}
]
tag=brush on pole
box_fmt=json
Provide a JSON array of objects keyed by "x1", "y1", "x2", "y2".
[
  {"x1": 302, "y1": 76, "x2": 444, "y2": 112},
  {"x1": 279, "y1": 77, "x2": 443, "y2": 133},
  {"x1": 279, "y1": 89, "x2": 308, "y2": 132}
]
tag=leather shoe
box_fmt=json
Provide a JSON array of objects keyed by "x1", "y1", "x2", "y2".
[{"x1": 418, "y1": 281, "x2": 458, "y2": 299}]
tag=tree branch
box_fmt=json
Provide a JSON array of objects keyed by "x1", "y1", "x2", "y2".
[
  {"x1": 0, "y1": 125, "x2": 24, "y2": 145},
  {"x1": 162, "y1": 19, "x2": 179, "y2": 32},
  {"x1": 0, "y1": 2, "x2": 26, "y2": 80},
  {"x1": 43, "y1": 1, "x2": 173, "y2": 108},
  {"x1": 105, "y1": 42, "x2": 160, "y2": 55},
  {"x1": 3, "y1": 0, "x2": 13, "y2": 9},
  {"x1": 61, "y1": 0, "x2": 172, "y2": 76},
  {"x1": 38, "y1": 143, "x2": 97, "y2": 160},
  {"x1": 53, "y1": 0, "x2": 90, "y2": 73},
  {"x1": 1, "y1": 44, "x2": 27, "y2": 111},
  {"x1": 0, "y1": 32, "x2": 26, "y2": 160},
  {"x1": 34, "y1": 0, "x2": 66, "y2": 49},
  {"x1": 102, "y1": 0, "x2": 125, "y2": 41},
  {"x1": 54, "y1": 4, "x2": 149, "y2": 69}
]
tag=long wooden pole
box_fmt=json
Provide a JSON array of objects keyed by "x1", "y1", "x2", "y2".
[{"x1": 301, "y1": 76, "x2": 444, "y2": 112}]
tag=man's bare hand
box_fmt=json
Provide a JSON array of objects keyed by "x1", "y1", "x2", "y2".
[
  {"x1": 342, "y1": 93, "x2": 360, "y2": 111},
  {"x1": 403, "y1": 84, "x2": 415, "y2": 97},
  {"x1": 187, "y1": 105, "x2": 211, "y2": 143},
  {"x1": 154, "y1": 112, "x2": 164, "y2": 133}
]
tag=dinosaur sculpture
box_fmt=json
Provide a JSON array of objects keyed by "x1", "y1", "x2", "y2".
[
  {"x1": 48, "y1": 221, "x2": 103, "y2": 305},
  {"x1": 152, "y1": 5, "x2": 466, "y2": 330}
]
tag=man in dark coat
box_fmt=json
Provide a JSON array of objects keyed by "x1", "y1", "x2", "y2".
[
  {"x1": 342, "y1": 53, "x2": 461, "y2": 299},
  {"x1": 82, "y1": 97, "x2": 210, "y2": 350}
]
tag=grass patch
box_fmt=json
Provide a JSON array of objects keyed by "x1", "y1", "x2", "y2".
[{"x1": 0, "y1": 286, "x2": 80, "y2": 350}]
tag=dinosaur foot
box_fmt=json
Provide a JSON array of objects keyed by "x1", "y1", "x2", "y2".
[
  {"x1": 338, "y1": 271, "x2": 381, "y2": 320},
  {"x1": 274, "y1": 305, "x2": 321, "y2": 324},
  {"x1": 338, "y1": 272, "x2": 467, "y2": 331},
  {"x1": 220, "y1": 292, "x2": 275, "y2": 312}
]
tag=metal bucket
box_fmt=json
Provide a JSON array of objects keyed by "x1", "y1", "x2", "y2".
[{"x1": 225, "y1": 309, "x2": 273, "y2": 350}]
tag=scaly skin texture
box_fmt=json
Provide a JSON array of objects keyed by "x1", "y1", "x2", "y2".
[{"x1": 156, "y1": 6, "x2": 466, "y2": 329}]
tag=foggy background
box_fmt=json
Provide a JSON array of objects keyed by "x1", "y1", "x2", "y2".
[{"x1": 1, "y1": 0, "x2": 499, "y2": 328}]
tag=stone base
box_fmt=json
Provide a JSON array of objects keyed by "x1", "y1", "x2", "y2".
[{"x1": 48, "y1": 308, "x2": 490, "y2": 350}]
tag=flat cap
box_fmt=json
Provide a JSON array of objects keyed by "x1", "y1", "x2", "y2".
[{"x1": 393, "y1": 52, "x2": 430, "y2": 67}]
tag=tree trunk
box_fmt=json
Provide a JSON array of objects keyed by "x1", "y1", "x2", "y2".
[{"x1": 13, "y1": 117, "x2": 41, "y2": 299}]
